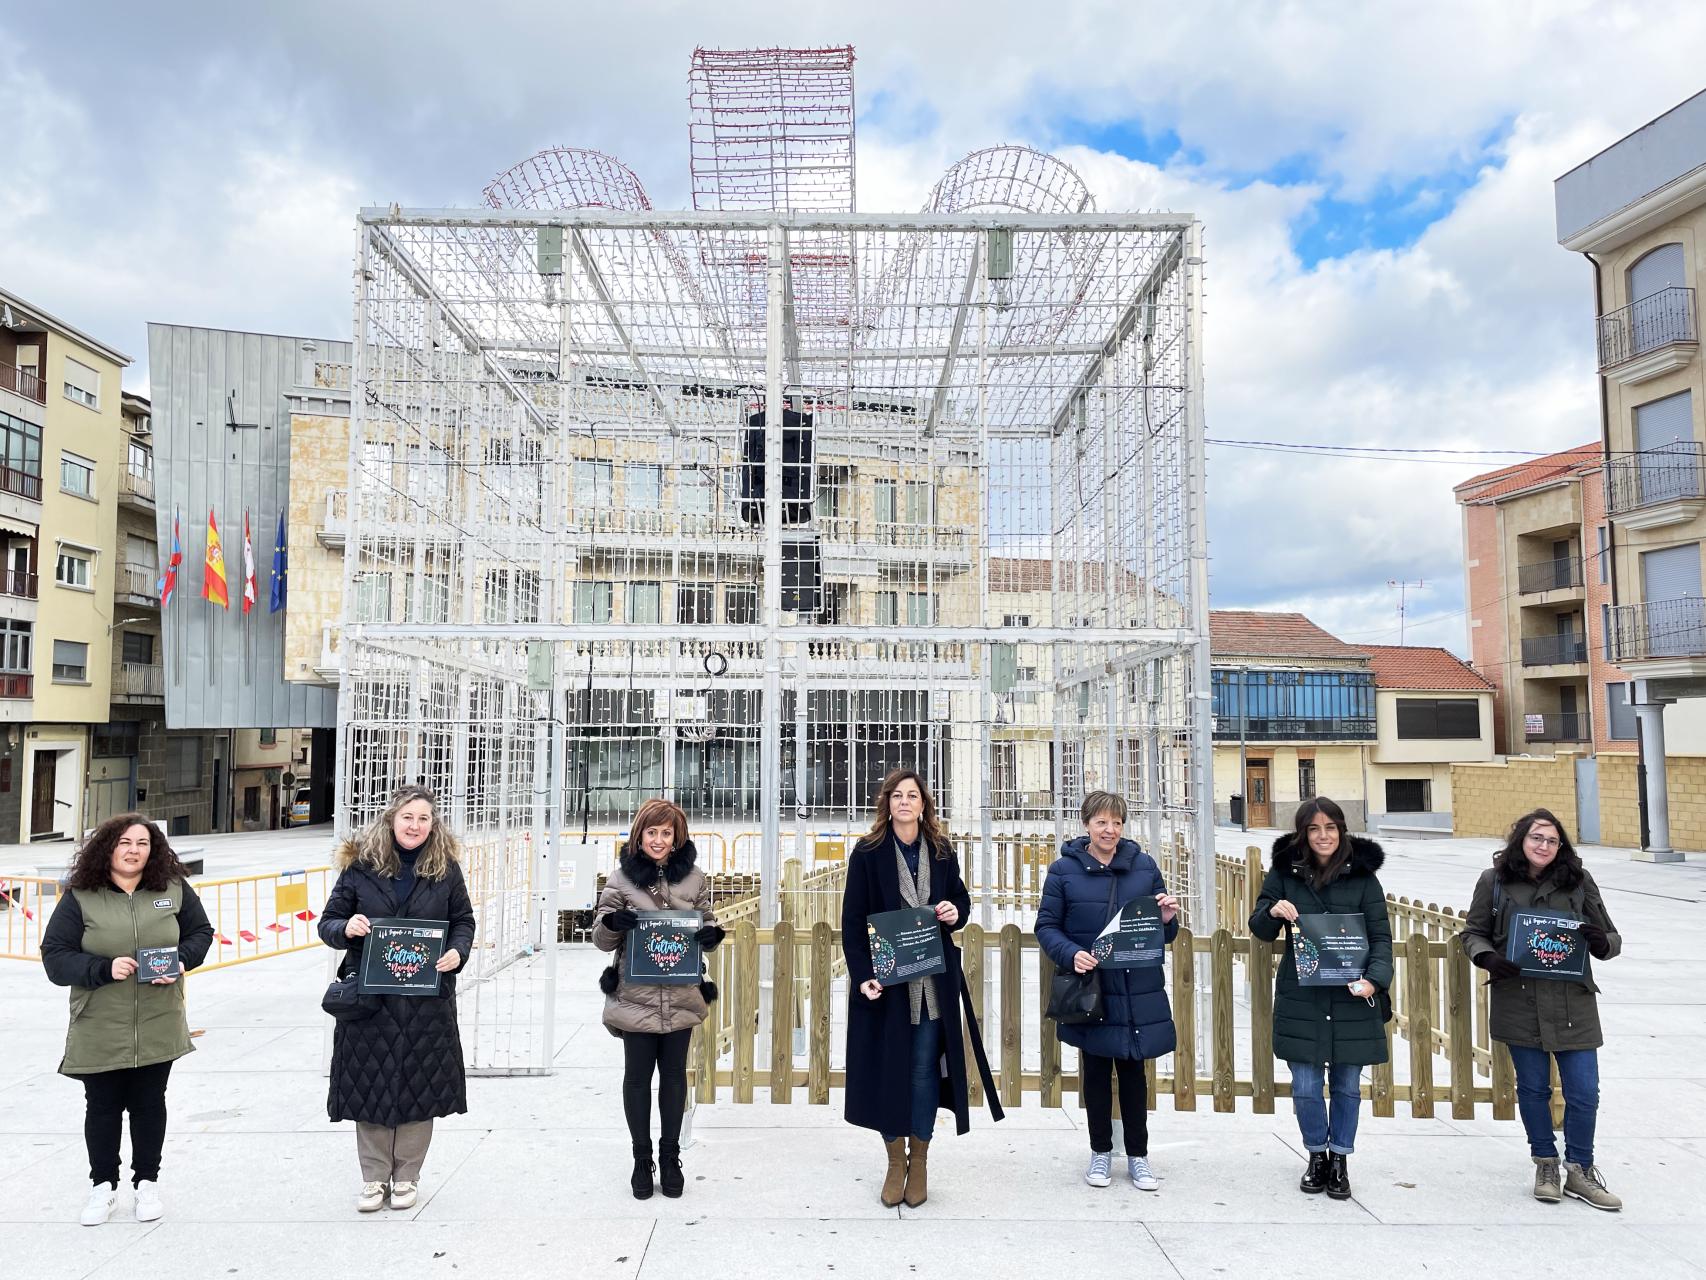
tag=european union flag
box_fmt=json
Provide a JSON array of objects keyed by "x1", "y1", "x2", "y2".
[{"x1": 269, "y1": 510, "x2": 287, "y2": 613}]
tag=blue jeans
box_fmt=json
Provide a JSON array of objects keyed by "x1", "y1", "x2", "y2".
[
  {"x1": 882, "y1": 1015, "x2": 942, "y2": 1143},
  {"x1": 1287, "y1": 1061, "x2": 1364, "y2": 1155},
  {"x1": 1506, "y1": 1045, "x2": 1598, "y2": 1166}
]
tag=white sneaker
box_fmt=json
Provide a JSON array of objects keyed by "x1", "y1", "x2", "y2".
[
  {"x1": 357, "y1": 1181, "x2": 387, "y2": 1213},
  {"x1": 81, "y1": 1183, "x2": 117, "y2": 1226},
  {"x1": 1128, "y1": 1156, "x2": 1160, "y2": 1191},
  {"x1": 388, "y1": 1180, "x2": 418, "y2": 1209},
  {"x1": 134, "y1": 1180, "x2": 164, "y2": 1222},
  {"x1": 1085, "y1": 1151, "x2": 1112, "y2": 1187}
]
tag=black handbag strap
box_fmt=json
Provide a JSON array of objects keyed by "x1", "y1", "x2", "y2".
[{"x1": 1099, "y1": 864, "x2": 1121, "y2": 927}]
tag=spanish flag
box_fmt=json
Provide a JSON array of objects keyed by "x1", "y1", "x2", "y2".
[{"x1": 203, "y1": 510, "x2": 229, "y2": 608}]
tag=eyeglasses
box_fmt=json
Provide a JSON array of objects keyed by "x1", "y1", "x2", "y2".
[{"x1": 1525, "y1": 834, "x2": 1561, "y2": 849}]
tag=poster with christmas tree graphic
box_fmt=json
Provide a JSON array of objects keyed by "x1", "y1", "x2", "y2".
[
  {"x1": 1090, "y1": 896, "x2": 1166, "y2": 969},
  {"x1": 866, "y1": 907, "x2": 946, "y2": 987},
  {"x1": 1292, "y1": 913, "x2": 1369, "y2": 986},
  {"x1": 1505, "y1": 909, "x2": 1587, "y2": 982},
  {"x1": 626, "y1": 910, "x2": 703, "y2": 986}
]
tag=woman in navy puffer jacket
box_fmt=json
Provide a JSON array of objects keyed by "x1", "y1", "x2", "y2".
[{"x1": 1035, "y1": 791, "x2": 1179, "y2": 1192}]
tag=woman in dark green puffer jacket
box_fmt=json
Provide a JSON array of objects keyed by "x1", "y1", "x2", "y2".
[{"x1": 1250, "y1": 797, "x2": 1392, "y2": 1202}]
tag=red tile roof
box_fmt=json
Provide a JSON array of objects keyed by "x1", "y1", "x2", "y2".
[
  {"x1": 1454, "y1": 444, "x2": 1601, "y2": 504},
  {"x1": 1360, "y1": 644, "x2": 1494, "y2": 691},
  {"x1": 1209, "y1": 611, "x2": 1368, "y2": 660}
]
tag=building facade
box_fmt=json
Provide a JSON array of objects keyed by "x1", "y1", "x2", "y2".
[{"x1": 1555, "y1": 86, "x2": 1706, "y2": 859}]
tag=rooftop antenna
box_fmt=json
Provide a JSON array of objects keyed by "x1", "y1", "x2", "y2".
[{"x1": 1387, "y1": 579, "x2": 1426, "y2": 645}]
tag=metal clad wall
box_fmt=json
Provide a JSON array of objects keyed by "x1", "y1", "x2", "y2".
[{"x1": 148, "y1": 323, "x2": 345, "y2": 729}]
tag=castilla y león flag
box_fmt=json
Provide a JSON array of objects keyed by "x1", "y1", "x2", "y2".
[
  {"x1": 203, "y1": 510, "x2": 229, "y2": 608},
  {"x1": 241, "y1": 511, "x2": 257, "y2": 614}
]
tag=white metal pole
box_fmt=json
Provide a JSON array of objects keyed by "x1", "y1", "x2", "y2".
[
  {"x1": 1184, "y1": 221, "x2": 1216, "y2": 935},
  {"x1": 760, "y1": 224, "x2": 786, "y2": 928}
]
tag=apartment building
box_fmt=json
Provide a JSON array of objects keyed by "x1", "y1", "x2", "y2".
[
  {"x1": 1555, "y1": 86, "x2": 1706, "y2": 860},
  {"x1": 1456, "y1": 445, "x2": 1636, "y2": 756}
]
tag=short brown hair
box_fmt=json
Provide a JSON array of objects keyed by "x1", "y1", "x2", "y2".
[
  {"x1": 628, "y1": 798, "x2": 688, "y2": 855},
  {"x1": 1080, "y1": 791, "x2": 1128, "y2": 825}
]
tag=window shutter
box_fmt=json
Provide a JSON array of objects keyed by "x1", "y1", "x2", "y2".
[
  {"x1": 1641, "y1": 542, "x2": 1701, "y2": 602},
  {"x1": 63, "y1": 358, "x2": 100, "y2": 398},
  {"x1": 1629, "y1": 243, "x2": 1686, "y2": 303}
]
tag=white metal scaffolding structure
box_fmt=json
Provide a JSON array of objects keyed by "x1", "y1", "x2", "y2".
[{"x1": 336, "y1": 195, "x2": 1212, "y2": 1074}]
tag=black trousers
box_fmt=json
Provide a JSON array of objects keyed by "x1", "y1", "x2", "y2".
[
  {"x1": 621, "y1": 1029, "x2": 693, "y2": 1155},
  {"x1": 1082, "y1": 1051, "x2": 1148, "y2": 1157},
  {"x1": 79, "y1": 1060, "x2": 174, "y2": 1186}
]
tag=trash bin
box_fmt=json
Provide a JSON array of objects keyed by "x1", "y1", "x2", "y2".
[{"x1": 1229, "y1": 794, "x2": 1245, "y2": 825}]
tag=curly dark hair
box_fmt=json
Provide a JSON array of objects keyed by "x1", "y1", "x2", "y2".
[
  {"x1": 1494, "y1": 808, "x2": 1583, "y2": 890},
  {"x1": 66, "y1": 813, "x2": 187, "y2": 892}
]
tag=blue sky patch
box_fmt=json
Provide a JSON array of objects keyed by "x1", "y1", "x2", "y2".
[{"x1": 860, "y1": 89, "x2": 939, "y2": 142}]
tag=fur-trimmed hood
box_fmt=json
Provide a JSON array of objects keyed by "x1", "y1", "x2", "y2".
[
  {"x1": 618, "y1": 837, "x2": 700, "y2": 887},
  {"x1": 1269, "y1": 831, "x2": 1385, "y2": 879}
]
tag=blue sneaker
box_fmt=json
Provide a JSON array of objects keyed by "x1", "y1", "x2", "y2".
[
  {"x1": 1085, "y1": 1151, "x2": 1112, "y2": 1187},
  {"x1": 1128, "y1": 1156, "x2": 1159, "y2": 1191}
]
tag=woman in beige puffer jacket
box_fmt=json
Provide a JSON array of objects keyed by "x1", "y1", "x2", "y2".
[{"x1": 592, "y1": 798, "x2": 723, "y2": 1201}]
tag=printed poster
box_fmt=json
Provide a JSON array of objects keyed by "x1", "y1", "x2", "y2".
[
  {"x1": 358, "y1": 918, "x2": 447, "y2": 996},
  {"x1": 866, "y1": 907, "x2": 947, "y2": 987},
  {"x1": 1506, "y1": 909, "x2": 1588, "y2": 982},
  {"x1": 625, "y1": 910, "x2": 703, "y2": 986},
  {"x1": 1090, "y1": 896, "x2": 1167, "y2": 969},
  {"x1": 1292, "y1": 913, "x2": 1370, "y2": 986}
]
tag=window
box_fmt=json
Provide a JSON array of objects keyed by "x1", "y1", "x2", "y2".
[
  {"x1": 481, "y1": 568, "x2": 539, "y2": 623},
  {"x1": 259, "y1": 728, "x2": 278, "y2": 747},
  {"x1": 1602, "y1": 603, "x2": 1612, "y2": 662},
  {"x1": 903, "y1": 481, "x2": 931, "y2": 525},
  {"x1": 625, "y1": 463, "x2": 662, "y2": 509},
  {"x1": 168, "y1": 815, "x2": 190, "y2": 836},
  {"x1": 55, "y1": 548, "x2": 93, "y2": 589},
  {"x1": 165, "y1": 737, "x2": 201, "y2": 790},
  {"x1": 0, "y1": 618, "x2": 30, "y2": 671},
  {"x1": 1210, "y1": 668, "x2": 1377, "y2": 741},
  {"x1": 1298, "y1": 759, "x2": 1316, "y2": 801},
  {"x1": 627, "y1": 581, "x2": 661, "y2": 624},
  {"x1": 876, "y1": 591, "x2": 899, "y2": 626},
  {"x1": 0, "y1": 410, "x2": 42, "y2": 498},
  {"x1": 572, "y1": 580, "x2": 613, "y2": 624},
  {"x1": 677, "y1": 584, "x2": 713, "y2": 625},
  {"x1": 93, "y1": 721, "x2": 141, "y2": 757},
  {"x1": 815, "y1": 466, "x2": 848, "y2": 520},
  {"x1": 1597, "y1": 525, "x2": 1608, "y2": 585},
  {"x1": 121, "y1": 631, "x2": 154, "y2": 664},
  {"x1": 873, "y1": 478, "x2": 897, "y2": 524},
  {"x1": 404, "y1": 574, "x2": 450, "y2": 624},
  {"x1": 128, "y1": 441, "x2": 153, "y2": 493},
  {"x1": 63, "y1": 357, "x2": 100, "y2": 409},
  {"x1": 906, "y1": 592, "x2": 931, "y2": 625},
  {"x1": 1385, "y1": 779, "x2": 1430, "y2": 813},
  {"x1": 243, "y1": 786, "x2": 261, "y2": 822},
  {"x1": 352, "y1": 572, "x2": 392, "y2": 623},
  {"x1": 1394, "y1": 697, "x2": 1482, "y2": 739},
  {"x1": 60, "y1": 452, "x2": 95, "y2": 499},
  {"x1": 1606, "y1": 684, "x2": 1638, "y2": 740},
  {"x1": 573, "y1": 459, "x2": 613, "y2": 508},
  {"x1": 1002, "y1": 614, "x2": 1032, "y2": 628},
  {"x1": 51, "y1": 639, "x2": 89, "y2": 683},
  {"x1": 724, "y1": 584, "x2": 756, "y2": 625},
  {"x1": 677, "y1": 470, "x2": 713, "y2": 514},
  {"x1": 405, "y1": 445, "x2": 449, "y2": 504}
]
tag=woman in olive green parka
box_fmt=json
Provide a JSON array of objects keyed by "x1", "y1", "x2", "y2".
[{"x1": 41, "y1": 813, "x2": 213, "y2": 1227}]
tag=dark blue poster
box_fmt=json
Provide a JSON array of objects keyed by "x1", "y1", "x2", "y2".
[
  {"x1": 1506, "y1": 909, "x2": 1587, "y2": 982},
  {"x1": 625, "y1": 911, "x2": 702, "y2": 986}
]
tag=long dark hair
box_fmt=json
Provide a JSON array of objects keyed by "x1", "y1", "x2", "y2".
[
  {"x1": 66, "y1": 813, "x2": 186, "y2": 892},
  {"x1": 1291, "y1": 796, "x2": 1352, "y2": 889},
  {"x1": 1495, "y1": 808, "x2": 1583, "y2": 889},
  {"x1": 863, "y1": 767, "x2": 950, "y2": 860}
]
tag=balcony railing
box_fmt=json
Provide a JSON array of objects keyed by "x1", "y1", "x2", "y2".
[
  {"x1": 1612, "y1": 596, "x2": 1706, "y2": 664},
  {"x1": 1525, "y1": 712, "x2": 1588, "y2": 742},
  {"x1": 0, "y1": 671, "x2": 32, "y2": 698},
  {"x1": 0, "y1": 464, "x2": 41, "y2": 502},
  {"x1": 116, "y1": 662, "x2": 165, "y2": 699},
  {"x1": 117, "y1": 562, "x2": 159, "y2": 602},
  {"x1": 1210, "y1": 717, "x2": 1376, "y2": 742},
  {"x1": 1598, "y1": 286, "x2": 1698, "y2": 369},
  {"x1": 1520, "y1": 634, "x2": 1587, "y2": 667},
  {"x1": 0, "y1": 569, "x2": 37, "y2": 600},
  {"x1": 1605, "y1": 442, "x2": 1706, "y2": 515},
  {"x1": 120, "y1": 469, "x2": 155, "y2": 504},
  {"x1": 1517, "y1": 556, "x2": 1583, "y2": 594},
  {"x1": 0, "y1": 360, "x2": 45, "y2": 404}
]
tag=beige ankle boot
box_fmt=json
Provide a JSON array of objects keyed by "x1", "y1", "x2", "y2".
[
  {"x1": 903, "y1": 1138, "x2": 930, "y2": 1207},
  {"x1": 880, "y1": 1138, "x2": 907, "y2": 1207}
]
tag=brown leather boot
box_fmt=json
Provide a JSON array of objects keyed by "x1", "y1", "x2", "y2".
[
  {"x1": 880, "y1": 1138, "x2": 907, "y2": 1207},
  {"x1": 903, "y1": 1137, "x2": 930, "y2": 1207}
]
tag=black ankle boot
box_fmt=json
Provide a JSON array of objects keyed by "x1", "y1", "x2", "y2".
[
  {"x1": 1325, "y1": 1152, "x2": 1351, "y2": 1200},
  {"x1": 1299, "y1": 1150, "x2": 1328, "y2": 1194},
  {"x1": 659, "y1": 1143, "x2": 684, "y2": 1198},
  {"x1": 631, "y1": 1148, "x2": 655, "y2": 1201}
]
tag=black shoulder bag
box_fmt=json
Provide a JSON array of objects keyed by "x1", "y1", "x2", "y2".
[
  {"x1": 1045, "y1": 872, "x2": 1121, "y2": 1026},
  {"x1": 322, "y1": 948, "x2": 379, "y2": 1022}
]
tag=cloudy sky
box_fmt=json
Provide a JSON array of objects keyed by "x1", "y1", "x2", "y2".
[{"x1": 5, "y1": 2, "x2": 1704, "y2": 652}]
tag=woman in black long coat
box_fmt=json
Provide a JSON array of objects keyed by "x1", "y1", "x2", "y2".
[
  {"x1": 841, "y1": 768, "x2": 1001, "y2": 1209},
  {"x1": 319, "y1": 785, "x2": 477, "y2": 1214}
]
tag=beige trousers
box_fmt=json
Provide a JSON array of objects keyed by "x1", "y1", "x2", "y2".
[{"x1": 355, "y1": 1119, "x2": 434, "y2": 1182}]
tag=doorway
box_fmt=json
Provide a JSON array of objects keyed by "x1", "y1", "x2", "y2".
[
  {"x1": 30, "y1": 749, "x2": 57, "y2": 836},
  {"x1": 1244, "y1": 759, "x2": 1272, "y2": 827}
]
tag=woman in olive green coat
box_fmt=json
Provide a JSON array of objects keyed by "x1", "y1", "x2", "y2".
[
  {"x1": 41, "y1": 813, "x2": 213, "y2": 1227},
  {"x1": 1249, "y1": 797, "x2": 1392, "y2": 1201}
]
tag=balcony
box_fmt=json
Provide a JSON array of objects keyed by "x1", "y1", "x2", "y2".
[
  {"x1": 115, "y1": 562, "x2": 159, "y2": 608},
  {"x1": 1611, "y1": 596, "x2": 1706, "y2": 678},
  {"x1": 317, "y1": 490, "x2": 347, "y2": 550},
  {"x1": 1524, "y1": 712, "x2": 1588, "y2": 743},
  {"x1": 1604, "y1": 443, "x2": 1706, "y2": 530},
  {"x1": 1520, "y1": 634, "x2": 1587, "y2": 668},
  {"x1": 0, "y1": 671, "x2": 32, "y2": 698},
  {"x1": 1211, "y1": 717, "x2": 1376, "y2": 743},
  {"x1": 0, "y1": 568, "x2": 37, "y2": 600},
  {"x1": 1598, "y1": 287, "x2": 1698, "y2": 385},
  {"x1": 1517, "y1": 555, "x2": 1583, "y2": 597},
  {"x1": 115, "y1": 662, "x2": 164, "y2": 702},
  {"x1": 0, "y1": 465, "x2": 41, "y2": 503},
  {"x1": 0, "y1": 360, "x2": 45, "y2": 405},
  {"x1": 118, "y1": 468, "x2": 155, "y2": 511}
]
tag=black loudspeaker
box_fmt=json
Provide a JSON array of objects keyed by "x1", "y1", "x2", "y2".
[
  {"x1": 740, "y1": 408, "x2": 814, "y2": 525},
  {"x1": 781, "y1": 534, "x2": 821, "y2": 614}
]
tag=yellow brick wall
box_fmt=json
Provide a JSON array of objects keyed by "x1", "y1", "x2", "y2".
[
  {"x1": 284, "y1": 411, "x2": 347, "y2": 684},
  {"x1": 1597, "y1": 752, "x2": 1706, "y2": 850},
  {"x1": 1449, "y1": 756, "x2": 1577, "y2": 839}
]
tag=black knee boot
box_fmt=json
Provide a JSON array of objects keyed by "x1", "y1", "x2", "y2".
[
  {"x1": 659, "y1": 1141, "x2": 684, "y2": 1198},
  {"x1": 631, "y1": 1143, "x2": 655, "y2": 1200}
]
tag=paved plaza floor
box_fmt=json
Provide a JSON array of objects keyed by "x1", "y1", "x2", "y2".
[{"x1": 4, "y1": 828, "x2": 1703, "y2": 1278}]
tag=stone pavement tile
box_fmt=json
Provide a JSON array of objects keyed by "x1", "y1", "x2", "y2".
[
  {"x1": 686, "y1": 1093, "x2": 1075, "y2": 1131},
  {"x1": 1340, "y1": 1133, "x2": 1706, "y2": 1225},
  {"x1": 1439, "y1": 1077, "x2": 1706, "y2": 1141},
  {"x1": 170, "y1": 1026, "x2": 310, "y2": 1072},
  {"x1": 434, "y1": 1070, "x2": 630, "y2": 1133},
  {"x1": 75, "y1": 1219, "x2": 652, "y2": 1280},
  {"x1": 10, "y1": 1221, "x2": 160, "y2": 1280},
  {"x1": 1599, "y1": 1003, "x2": 1706, "y2": 1036},
  {"x1": 637, "y1": 1217, "x2": 1173, "y2": 1279},
  {"x1": 0, "y1": 1129, "x2": 489, "y2": 1224},
  {"x1": 1145, "y1": 1222, "x2": 1702, "y2": 1280},
  {"x1": 1637, "y1": 1226, "x2": 1706, "y2": 1274},
  {"x1": 1597, "y1": 1037, "x2": 1706, "y2": 1080},
  {"x1": 0, "y1": 1133, "x2": 75, "y2": 1182},
  {"x1": 0, "y1": 1070, "x2": 90, "y2": 1135}
]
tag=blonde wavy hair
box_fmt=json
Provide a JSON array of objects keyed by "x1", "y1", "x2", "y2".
[{"x1": 336, "y1": 785, "x2": 462, "y2": 881}]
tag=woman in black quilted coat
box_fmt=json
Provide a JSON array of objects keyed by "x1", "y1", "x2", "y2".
[{"x1": 319, "y1": 786, "x2": 477, "y2": 1214}]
